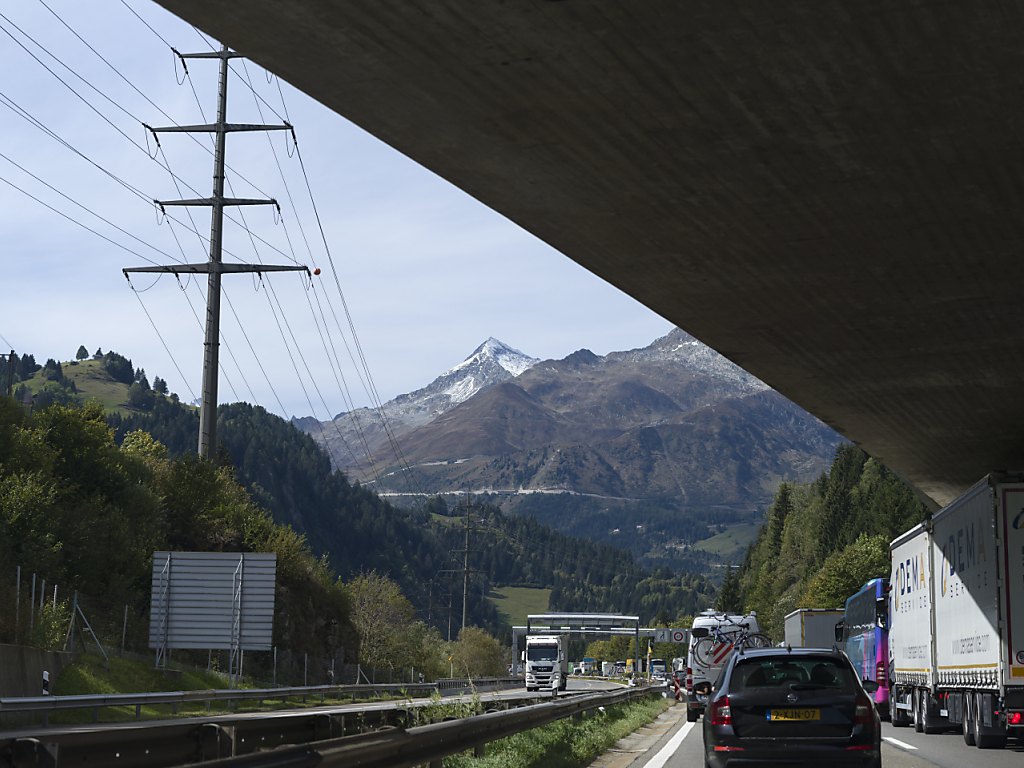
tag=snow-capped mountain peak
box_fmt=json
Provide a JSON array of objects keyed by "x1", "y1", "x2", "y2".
[
  {"x1": 463, "y1": 337, "x2": 538, "y2": 377},
  {"x1": 299, "y1": 338, "x2": 538, "y2": 474}
]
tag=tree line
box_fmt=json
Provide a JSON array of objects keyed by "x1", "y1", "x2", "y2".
[
  {"x1": 716, "y1": 443, "x2": 929, "y2": 641},
  {"x1": 0, "y1": 398, "x2": 357, "y2": 660}
]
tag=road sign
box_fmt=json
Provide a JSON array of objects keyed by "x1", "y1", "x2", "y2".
[{"x1": 654, "y1": 628, "x2": 689, "y2": 643}]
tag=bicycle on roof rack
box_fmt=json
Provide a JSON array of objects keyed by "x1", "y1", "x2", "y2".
[{"x1": 691, "y1": 614, "x2": 770, "y2": 666}]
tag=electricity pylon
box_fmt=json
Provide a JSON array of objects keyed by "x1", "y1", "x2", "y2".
[{"x1": 124, "y1": 45, "x2": 307, "y2": 458}]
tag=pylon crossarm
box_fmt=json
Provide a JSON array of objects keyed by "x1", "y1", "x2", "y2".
[
  {"x1": 177, "y1": 50, "x2": 245, "y2": 60},
  {"x1": 124, "y1": 263, "x2": 308, "y2": 275},
  {"x1": 155, "y1": 197, "x2": 278, "y2": 206},
  {"x1": 149, "y1": 123, "x2": 290, "y2": 133}
]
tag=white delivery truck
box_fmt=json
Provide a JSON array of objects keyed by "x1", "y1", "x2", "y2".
[
  {"x1": 684, "y1": 610, "x2": 764, "y2": 722},
  {"x1": 889, "y1": 475, "x2": 1024, "y2": 748},
  {"x1": 784, "y1": 608, "x2": 845, "y2": 648},
  {"x1": 523, "y1": 634, "x2": 567, "y2": 692}
]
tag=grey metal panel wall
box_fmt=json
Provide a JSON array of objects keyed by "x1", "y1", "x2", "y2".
[{"x1": 149, "y1": 552, "x2": 276, "y2": 650}]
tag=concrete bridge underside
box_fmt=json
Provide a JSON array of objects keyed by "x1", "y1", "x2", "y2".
[{"x1": 157, "y1": 0, "x2": 1024, "y2": 509}]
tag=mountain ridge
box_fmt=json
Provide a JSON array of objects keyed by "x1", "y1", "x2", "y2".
[
  {"x1": 355, "y1": 328, "x2": 840, "y2": 511},
  {"x1": 295, "y1": 337, "x2": 537, "y2": 474}
]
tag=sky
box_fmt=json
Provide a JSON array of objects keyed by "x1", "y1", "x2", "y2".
[{"x1": 0, "y1": 0, "x2": 672, "y2": 421}]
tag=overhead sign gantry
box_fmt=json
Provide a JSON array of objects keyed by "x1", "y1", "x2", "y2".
[{"x1": 512, "y1": 613, "x2": 691, "y2": 676}]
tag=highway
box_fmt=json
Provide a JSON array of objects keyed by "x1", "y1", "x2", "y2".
[{"x1": 609, "y1": 707, "x2": 1024, "y2": 768}]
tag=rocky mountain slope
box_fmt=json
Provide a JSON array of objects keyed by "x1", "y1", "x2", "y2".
[
  {"x1": 294, "y1": 338, "x2": 537, "y2": 475},
  {"x1": 303, "y1": 328, "x2": 841, "y2": 512}
]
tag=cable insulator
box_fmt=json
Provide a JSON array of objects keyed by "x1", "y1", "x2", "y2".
[{"x1": 171, "y1": 47, "x2": 188, "y2": 84}]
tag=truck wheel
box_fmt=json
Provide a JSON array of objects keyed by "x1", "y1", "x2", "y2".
[
  {"x1": 975, "y1": 693, "x2": 1007, "y2": 749},
  {"x1": 921, "y1": 691, "x2": 944, "y2": 734},
  {"x1": 962, "y1": 694, "x2": 976, "y2": 745},
  {"x1": 890, "y1": 688, "x2": 910, "y2": 728},
  {"x1": 913, "y1": 690, "x2": 924, "y2": 733}
]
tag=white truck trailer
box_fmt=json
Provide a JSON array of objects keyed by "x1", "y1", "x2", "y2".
[
  {"x1": 784, "y1": 608, "x2": 845, "y2": 648},
  {"x1": 889, "y1": 475, "x2": 1024, "y2": 748},
  {"x1": 523, "y1": 634, "x2": 567, "y2": 692}
]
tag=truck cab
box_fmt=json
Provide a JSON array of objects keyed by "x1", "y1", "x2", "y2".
[{"x1": 524, "y1": 634, "x2": 567, "y2": 692}]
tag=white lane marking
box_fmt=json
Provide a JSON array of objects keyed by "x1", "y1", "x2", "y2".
[
  {"x1": 883, "y1": 736, "x2": 918, "y2": 750},
  {"x1": 643, "y1": 718, "x2": 696, "y2": 768}
]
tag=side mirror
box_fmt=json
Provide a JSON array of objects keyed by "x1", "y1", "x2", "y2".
[
  {"x1": 834, "y1": 620, "x2": 845, "y2": 644},
  {"x1": 875, "y1": 598, "x2": 888, "y2": 631},
  {"x1": 862, "y1": 679, "x2": 879, "y2": 694},
  {"x1": 691, "y1": 627, "x2": 709, "y2": 639}
]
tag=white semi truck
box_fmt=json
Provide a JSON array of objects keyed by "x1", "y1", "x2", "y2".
[
  {"x1": 523, "y1": 634, "x2": 567, "y2": 692},
  {"x1": 889, "y1": 475, "x2": 1024, "y2": 748}
]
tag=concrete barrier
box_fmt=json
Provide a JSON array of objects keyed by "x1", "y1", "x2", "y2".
[{"x1": 0, "y1": 644, "x2": 77, "y2": 724}]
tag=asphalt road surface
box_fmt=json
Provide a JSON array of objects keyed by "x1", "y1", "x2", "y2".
[{"x1": 621, "y1": 708, "x2": 1024, "y2": 768}]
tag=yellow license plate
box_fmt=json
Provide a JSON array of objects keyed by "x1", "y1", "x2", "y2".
[{"x1": 769, "y1": 709, "x2": 820, "y2": 721}]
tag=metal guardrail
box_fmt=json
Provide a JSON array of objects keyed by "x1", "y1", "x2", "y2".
[
  {"x1": 0, "y1": 684, "x2": 654, "y2": 768},
  {"x1": 0, "y1": 678, "x2": 523, "y2": 726},
  {"x1": 177, "y1": 685, "x2": 655, "y2": 768}
]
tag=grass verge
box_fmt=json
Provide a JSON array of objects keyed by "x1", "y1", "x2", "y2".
[{"x1": 442, "y1": 694, "x2": 672, "y2": 768}]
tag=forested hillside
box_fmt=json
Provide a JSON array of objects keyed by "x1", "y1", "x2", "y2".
[
  {"x1": 494, "y1": 492, "x2": 725, "y2": 574},
  {"x1": 721, "y1": 444, "x2": 929, "y2": 641},
  {"x1": 429, "y1": 497, "x2": 718, "y2": 627},
  {"x1": 3, "y1": 345, "x2": 721, "y2": 638},
  {"x1": 110, "y1": 396, "x2": 719, "y2": 633},
  {"x1": 0, "y1": 398, "x2": 356, "y2": 660},
  {"x1": 108, "y1": 397, "x2": 504, "y2": 633}
]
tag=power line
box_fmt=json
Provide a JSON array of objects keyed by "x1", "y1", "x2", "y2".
[{"x1": 0, "y1": 151, "x2": 175, "y2": 265}]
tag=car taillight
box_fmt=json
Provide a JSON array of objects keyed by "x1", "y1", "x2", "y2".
[
  {"x1": 710, "y1": 697, "x2": 732, "y2": 725},
  {"x1": 855, "y1": 694, "x2": 873, "y2": 724},
  {"x1": 1009, "y1": 712, "x2": 1023, "y2": 725},
  {"x1": 875, "y1": 661, "x2": 885, "y2": 684},
  {"x1": 686, "y1": 668, "x2": 693, "y2": 692}
]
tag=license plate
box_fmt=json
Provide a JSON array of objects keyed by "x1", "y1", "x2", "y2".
[{"x1": 768, "y1": 709, "x2": 820, "y2": 721}]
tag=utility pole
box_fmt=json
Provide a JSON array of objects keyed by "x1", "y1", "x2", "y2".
[
  {"x1": 4, "y1": 350, "x2": 14, "y2": 398},
  {"x1": 442, "y1": 493, "x2": 489, "y2": 633},
  {"x1": 123, "y1": 44, "x2": 306, "y2": 458}
]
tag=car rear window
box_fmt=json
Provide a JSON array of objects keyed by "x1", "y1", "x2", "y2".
[{"x1": 731, "y1": 657, "x2": 855, "y2": 692}]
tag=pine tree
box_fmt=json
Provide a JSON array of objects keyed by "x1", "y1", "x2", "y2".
[{"x1": 716, "y1": 565, "x2": 742, "y2": 613}]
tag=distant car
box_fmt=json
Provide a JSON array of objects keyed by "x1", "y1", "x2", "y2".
[{"x1": 703, "y1": 646, "x2": 881, "y2": 768}]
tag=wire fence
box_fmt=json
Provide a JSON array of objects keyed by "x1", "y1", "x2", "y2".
[{"x1": 0, "y1": 566, "x2": 432, "y2": 689}]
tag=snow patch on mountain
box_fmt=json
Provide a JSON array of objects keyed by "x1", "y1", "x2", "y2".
[
  {"x1": 612, "y1": 328, "x2": 769, "y2": 393},
  {"x1": 298, "y1": 338, "x2": 538, "y2": 472}
]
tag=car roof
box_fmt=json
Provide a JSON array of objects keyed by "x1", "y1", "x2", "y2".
[{"x1": 735, "y1": 646, "x2": 846, "y2": 660}]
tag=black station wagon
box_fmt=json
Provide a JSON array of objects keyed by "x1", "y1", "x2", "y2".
[{"x1": 702, "y1": 646, "x2": 881, "y2": 768}]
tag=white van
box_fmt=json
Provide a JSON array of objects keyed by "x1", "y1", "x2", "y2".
[{"x1": 684, "y1": 610, "x2": 764, "y2": 722}]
